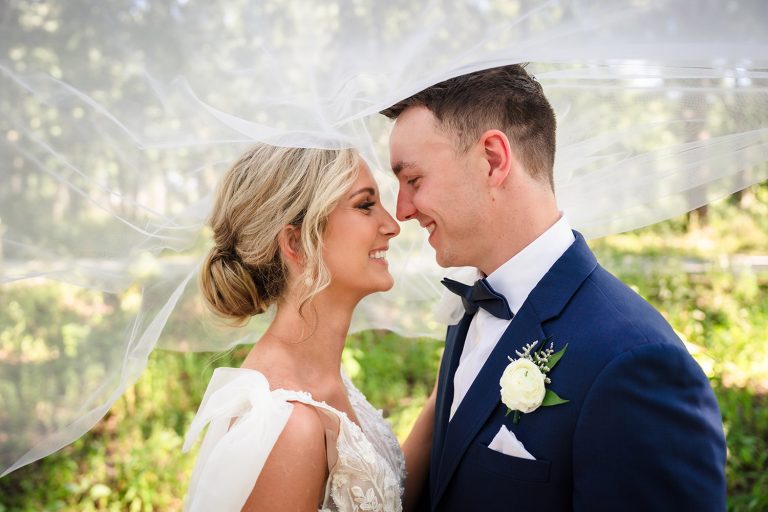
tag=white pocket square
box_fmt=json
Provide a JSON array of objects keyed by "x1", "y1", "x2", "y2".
[{"x1": 488, "y1": 425, "x2": 535, "y2": 460}]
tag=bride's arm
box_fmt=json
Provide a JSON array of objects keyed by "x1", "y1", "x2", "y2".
[
  {"x1": 241, "y1": 402, "x2": 328, "y2": 512},
  {"x1": 401, "y1": 378, "x2": 438, "y2": 512}
]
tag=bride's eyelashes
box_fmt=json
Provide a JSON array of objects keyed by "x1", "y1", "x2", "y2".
[{"x1": 356, "y1": 199, "x2": 376, "y2": 213}]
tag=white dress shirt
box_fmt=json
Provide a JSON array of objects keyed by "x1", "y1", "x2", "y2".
[{"x1": 449, "y1": 216, "x2": 575, "y2": 420}]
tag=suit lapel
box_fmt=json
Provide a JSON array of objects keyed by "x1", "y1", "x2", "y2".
[
  {"x1": 431, "y1": 313, "x2": 473, "y2": 497},
  {"x1": 431, "y1": 232, "x2": 598, "y2": 506}
]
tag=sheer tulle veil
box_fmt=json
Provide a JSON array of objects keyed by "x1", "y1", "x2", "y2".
[{"x1": 1, "y1": 0, "x2": 766, "y2": 475}]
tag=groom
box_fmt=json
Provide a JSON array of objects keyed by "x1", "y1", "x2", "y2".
[{"x1": 382, "y1": 65, "x2": 726, "y2": 511}]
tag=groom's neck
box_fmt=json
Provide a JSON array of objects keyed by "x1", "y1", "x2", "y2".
[{"x1": 476, "y1": 189, "x2": 560, "y2": 276}]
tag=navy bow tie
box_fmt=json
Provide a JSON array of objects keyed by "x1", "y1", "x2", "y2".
[{"x1": 441, "y1": 277, "x2": 513, "y2": 320}]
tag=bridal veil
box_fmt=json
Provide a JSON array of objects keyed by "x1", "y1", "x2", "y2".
[{"x1": 1, "y1": 0, "x2": 766, "y2": 476}]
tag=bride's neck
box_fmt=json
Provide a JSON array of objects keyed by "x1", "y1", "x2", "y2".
[{"x1": 247, "y1": 291, "x2": 356, "y2": 387}]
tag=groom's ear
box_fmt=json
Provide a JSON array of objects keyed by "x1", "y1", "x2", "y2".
[{"x1": 480, "y1": 129, "x2": 514, "y2": 188}]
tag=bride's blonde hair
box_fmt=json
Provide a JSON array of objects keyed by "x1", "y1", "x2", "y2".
[{"x1": 200, "y1": 143, "x2": 360, "y2": 325}]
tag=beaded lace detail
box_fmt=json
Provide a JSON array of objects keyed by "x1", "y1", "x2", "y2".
[
  {"x1": 341, "y1": 370, "x2": 406, "y2": 494},
  {"x1": 278, "y1": 372, "x2": 405, "y2": 512}
]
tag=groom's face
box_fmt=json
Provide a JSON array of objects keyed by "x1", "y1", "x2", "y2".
[{"x1": 389, "y1": 106, "x2": 489, "y2": 268}]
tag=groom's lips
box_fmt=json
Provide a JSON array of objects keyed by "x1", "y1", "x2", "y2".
[{"x1": 422, "y1": 221, "x2": 437, "y2": 245}]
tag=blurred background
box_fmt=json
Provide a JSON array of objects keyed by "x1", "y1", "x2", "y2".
[{"x1": 1, "y1": 0, "x2": 767, "y2": 510}]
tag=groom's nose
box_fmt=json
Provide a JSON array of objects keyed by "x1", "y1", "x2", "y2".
[{"x1": 396, "y1": 188, "x2": 416, "y2": 221}]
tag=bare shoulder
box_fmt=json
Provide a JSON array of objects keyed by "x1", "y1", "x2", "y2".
[
  {"x1": 241, "y1": 402, "x2": 328, "y2": 512},
  {"x1": 279, "y1": 401, "x2": 328, "y2": 452}
]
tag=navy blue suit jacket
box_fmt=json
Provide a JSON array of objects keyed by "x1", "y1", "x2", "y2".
[{"x1": 422, "y1": 232, "x2": 726, "y2": 511}]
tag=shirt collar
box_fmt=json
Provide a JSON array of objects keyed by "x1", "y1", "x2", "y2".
[{"x1": 485, "y1": 215, "x2": 575, "y2": 315}]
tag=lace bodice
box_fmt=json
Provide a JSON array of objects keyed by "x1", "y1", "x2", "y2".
[{"x1": 182, "y1": 367, "x2": 405, "y2": 512}]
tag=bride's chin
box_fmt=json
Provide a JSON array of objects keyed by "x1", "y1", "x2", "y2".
[{"x1": 365, "y1": 275, "x2": 395, "y2": 294}]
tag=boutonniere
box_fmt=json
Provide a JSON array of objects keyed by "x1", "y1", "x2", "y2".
[{"x1": 499, "y1": 338, "x2": 569, "y2": 424}]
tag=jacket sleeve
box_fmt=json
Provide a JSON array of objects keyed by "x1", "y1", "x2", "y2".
[{"x1": 572, "y1": 342, "x2": 726, "y2": 512}]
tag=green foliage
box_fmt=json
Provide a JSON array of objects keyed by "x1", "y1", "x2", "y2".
[
  {"x1": 717, "y1": 386, "x2": 768, "y2": 511},
  {"x1": 0, "y1": 347, "x2": 249, "y2": 511},
  {"x1": 344, "y1": 331, "x2": 443, "y2": 439},
  {"x1": 590, "y1": 183, "x2": 768, "y2": 259}
]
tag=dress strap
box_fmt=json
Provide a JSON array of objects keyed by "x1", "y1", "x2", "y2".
[{"x1": 273, "y1": 388, "x2": 350, "y2": 421}]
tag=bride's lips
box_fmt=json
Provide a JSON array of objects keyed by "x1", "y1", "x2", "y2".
[{"x1": 368, "y1": 247, "x2": 389, "y2": 265}]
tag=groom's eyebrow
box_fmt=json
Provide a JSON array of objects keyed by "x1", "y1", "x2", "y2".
[
  {"x1": 392, "y1": 161, "x2": 417, "y2": 176},
  {"x1": 349, "y1": 187, "x2": 376, "y2": 198}
]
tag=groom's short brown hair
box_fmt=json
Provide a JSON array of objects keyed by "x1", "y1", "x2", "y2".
[{"x1": 381, "y1": 64, "x2": 556, "y2": 190}]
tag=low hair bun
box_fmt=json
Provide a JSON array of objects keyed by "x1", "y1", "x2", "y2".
[{"x1": 199, "y1": 246, "x2": 276, "y2": 325}]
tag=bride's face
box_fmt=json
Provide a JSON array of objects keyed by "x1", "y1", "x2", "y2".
[{"x1": 321, "y1": 163, "x2": 400, "y2": 299}]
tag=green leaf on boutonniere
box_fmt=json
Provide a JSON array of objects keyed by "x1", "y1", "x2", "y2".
[
  {"x1": 541, "y1": 389, "x2": 569, "y2": 407},
  {"x1": 546, "y1": 343, "x2": 568, "y2": 370}
]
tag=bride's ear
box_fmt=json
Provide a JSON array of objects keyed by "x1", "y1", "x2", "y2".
[{"x1": 278, "y1": 225, "x2": 304, "y2": 267}]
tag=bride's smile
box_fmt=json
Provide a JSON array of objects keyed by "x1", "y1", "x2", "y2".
[{"x1": 321, "y1": 162, "x2": 400, "y2": 300}]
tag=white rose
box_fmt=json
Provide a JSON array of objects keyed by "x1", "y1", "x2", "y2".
[{"x1": 499, "y1": 358, "x2": 546, "y2": 414}]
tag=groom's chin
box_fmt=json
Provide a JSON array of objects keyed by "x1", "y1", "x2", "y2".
[{"x1": 434, "y1": 250, "x2": 461, "y2": 269}]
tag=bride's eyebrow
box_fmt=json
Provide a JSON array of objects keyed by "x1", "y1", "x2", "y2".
[{"x1": 349, "y1": 187, "x2": 376, "y2": 199}]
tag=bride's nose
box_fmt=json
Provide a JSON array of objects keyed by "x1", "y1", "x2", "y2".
[{"x1": 379, "y1": 209, "x2": 400, "y2": 238}]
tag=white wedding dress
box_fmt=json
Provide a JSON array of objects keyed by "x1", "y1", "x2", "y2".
[{"x1": 182, "y1": 367, "x2": 405, "y2": 512}]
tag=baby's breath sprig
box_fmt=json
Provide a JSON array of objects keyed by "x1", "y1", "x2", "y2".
[{"x1": 511, "y1": 339, "x2": 560, "y2": 384}]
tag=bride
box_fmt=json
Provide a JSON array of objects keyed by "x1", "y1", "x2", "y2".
[{"x1": 182, "y1": 144, "x2": 433, "y2": 511}]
